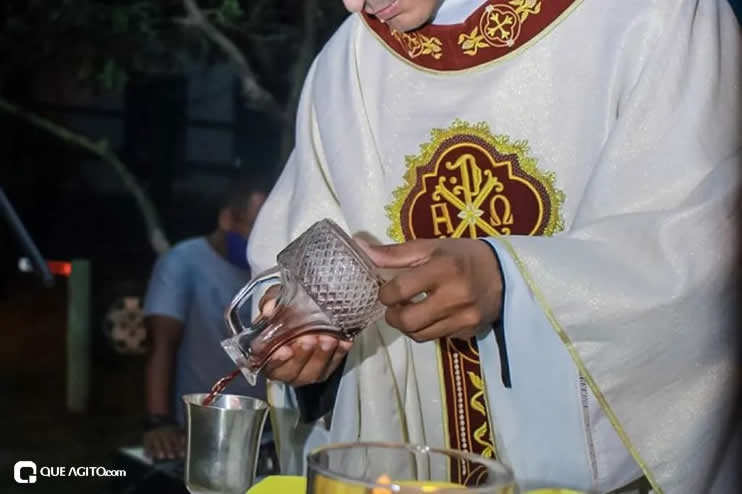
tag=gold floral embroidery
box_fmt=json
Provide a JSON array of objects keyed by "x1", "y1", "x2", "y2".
[
  {"x1": 468, "y1": 371, "x2": 496, "y2": 458},
  {"x1": 511, "y1": 0, "x2": 542, "y2": 20},
  {"x1": 468, "y1": 371, "x2": 487, "y2": 416},
  {"x1": 458, "y1": 27, "x2": 489, "y2": 56},
  {"x1": 458, "y1": 0, "x2": 543, "y2": 54},
  {"x1": 391, "y1": 31, "x2": 443, "y2": 59}
]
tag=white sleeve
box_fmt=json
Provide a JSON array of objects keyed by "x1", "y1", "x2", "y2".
[
  {"x1": 480, "y1": 238, "x2": 642, "y2": 493},
  {"x1": 478, "y1": 1, "x2": 740, "y2": 493}
]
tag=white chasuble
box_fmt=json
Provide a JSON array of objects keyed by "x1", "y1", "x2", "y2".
[{"x1": 247, "y1": 1, "x2": 741, "y2": 492}]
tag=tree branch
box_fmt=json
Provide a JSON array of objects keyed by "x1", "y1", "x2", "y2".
[
  {"x1": 246, "y1": 0, "x2": 272, "y2": 27},
  {"x1": 0, "y1": 97, "x2": 170, "y2": 254},
  {"x1": 181, "y1": 0, "x2": 287, "y2": 121}
]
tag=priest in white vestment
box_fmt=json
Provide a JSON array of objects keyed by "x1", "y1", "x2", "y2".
[{"x1": 244, "y1": 0, "x2": 742, "y2": 492}]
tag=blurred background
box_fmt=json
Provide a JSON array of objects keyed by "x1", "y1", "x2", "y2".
[
  {"x1": 0, "y1": 1, "x2": 348, "y2": 493},
  {"x1": 1, "y1": 1, "x2": 740, "y2": 493}
]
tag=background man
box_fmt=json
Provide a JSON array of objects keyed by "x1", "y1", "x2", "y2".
[{"x1": 142, "y1": 178, "x2": 267, "y2": 460}]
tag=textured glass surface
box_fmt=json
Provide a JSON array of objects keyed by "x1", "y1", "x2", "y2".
[
  {"x1": 223, "y1": 219, "x2": 386, "y2": 385},
  {"x1": 277, "y1": 219, "x2": 385, "y2": 335}
]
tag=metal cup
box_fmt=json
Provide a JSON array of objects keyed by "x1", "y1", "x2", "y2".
[{"x1": 182, "y1": 393, "x2": 269, "y2": 494}]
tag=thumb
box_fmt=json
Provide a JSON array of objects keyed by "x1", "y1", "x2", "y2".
[{"x1": 355, "y1": 238, "x2": 434, "y2": 269}]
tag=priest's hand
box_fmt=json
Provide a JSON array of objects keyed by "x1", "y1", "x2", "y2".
[
  {"x1": 257, "y1": 287, "x2": 352, "y2": 387},
  {"x1": 358, "y1": 238, "x2": 503, "y2": 342}
]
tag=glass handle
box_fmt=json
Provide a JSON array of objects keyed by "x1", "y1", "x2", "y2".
[{"x1": 224, "y1": 266, "x2": 281, "y2": 336}]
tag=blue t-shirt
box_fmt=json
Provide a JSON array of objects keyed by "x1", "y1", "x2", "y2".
[{"x1": 143, "y1": 237, "x2": 265, "y2": 425}]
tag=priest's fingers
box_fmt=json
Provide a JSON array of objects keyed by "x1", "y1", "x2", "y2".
[
  {"x1": 263, "y1": 336, "x2": 317, "y2": 383},
  {"x1": 319, "y1": 339, "x2": 352, "y2": 382},
  {"x1": 377, "y1": 257, "x2": 447, "y2": 306},
  {"x1": 385, "y1": 290, "x2": 452, "y2": 335},
  {"x1": 256, "y1": 285, "x2": 281, "y2": 318},
  {"x1": 356, "y1": 238, "x2": 436, "y2": 269},
  {"x1": 290, "y1": 335, "x2": 340, "y2": 387},
  {"x1": 403, "y1": 311, "x2": 486, "y2": 343},
  {"x1": 263, "y1": 345, "x2": 294, "y2": 374}
]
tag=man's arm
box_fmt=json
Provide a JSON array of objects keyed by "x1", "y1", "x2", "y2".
[
  {"x1": 141, "y1": 247, "x2": 192, "y2": 459},
  {"x1": 144, "y1": 315, "x2": 184, "y2": 418},
  {"x1": 142, "y1": 315, "x2": 185, "y2": 460}
]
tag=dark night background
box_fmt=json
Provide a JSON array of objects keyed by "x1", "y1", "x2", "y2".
[{"x1": 0, "y1": 1, "x2": 349, "y2": 493}]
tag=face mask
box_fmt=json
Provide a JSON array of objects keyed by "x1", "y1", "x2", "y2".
[{"x1": 225, "y1": 231, "x2": 251, "y2": 271}]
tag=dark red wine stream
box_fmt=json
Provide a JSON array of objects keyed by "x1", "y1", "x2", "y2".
[{"x1": 202, "y1": 369, "x2": 242, "y2": 406}]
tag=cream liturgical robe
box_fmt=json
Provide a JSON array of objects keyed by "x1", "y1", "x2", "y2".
[{"x1": 246, "y1": 0, "x2": 741, "y2": 492}]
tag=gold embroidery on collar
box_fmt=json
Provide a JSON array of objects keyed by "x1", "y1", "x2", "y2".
[
  {"x1": 458, "y1": 0, "x2": 543, "y2": 55},
  {"x1": 391, "y1": 30, "x2": 444, "y2": 60}
]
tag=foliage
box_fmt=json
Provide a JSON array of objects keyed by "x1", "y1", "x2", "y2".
[
  {"x1": 0, "y1": 0, "x2": 349, "y2": 253},
  {"x1": 0, "y1": 0, "x2": 347, "y2": 94}
]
